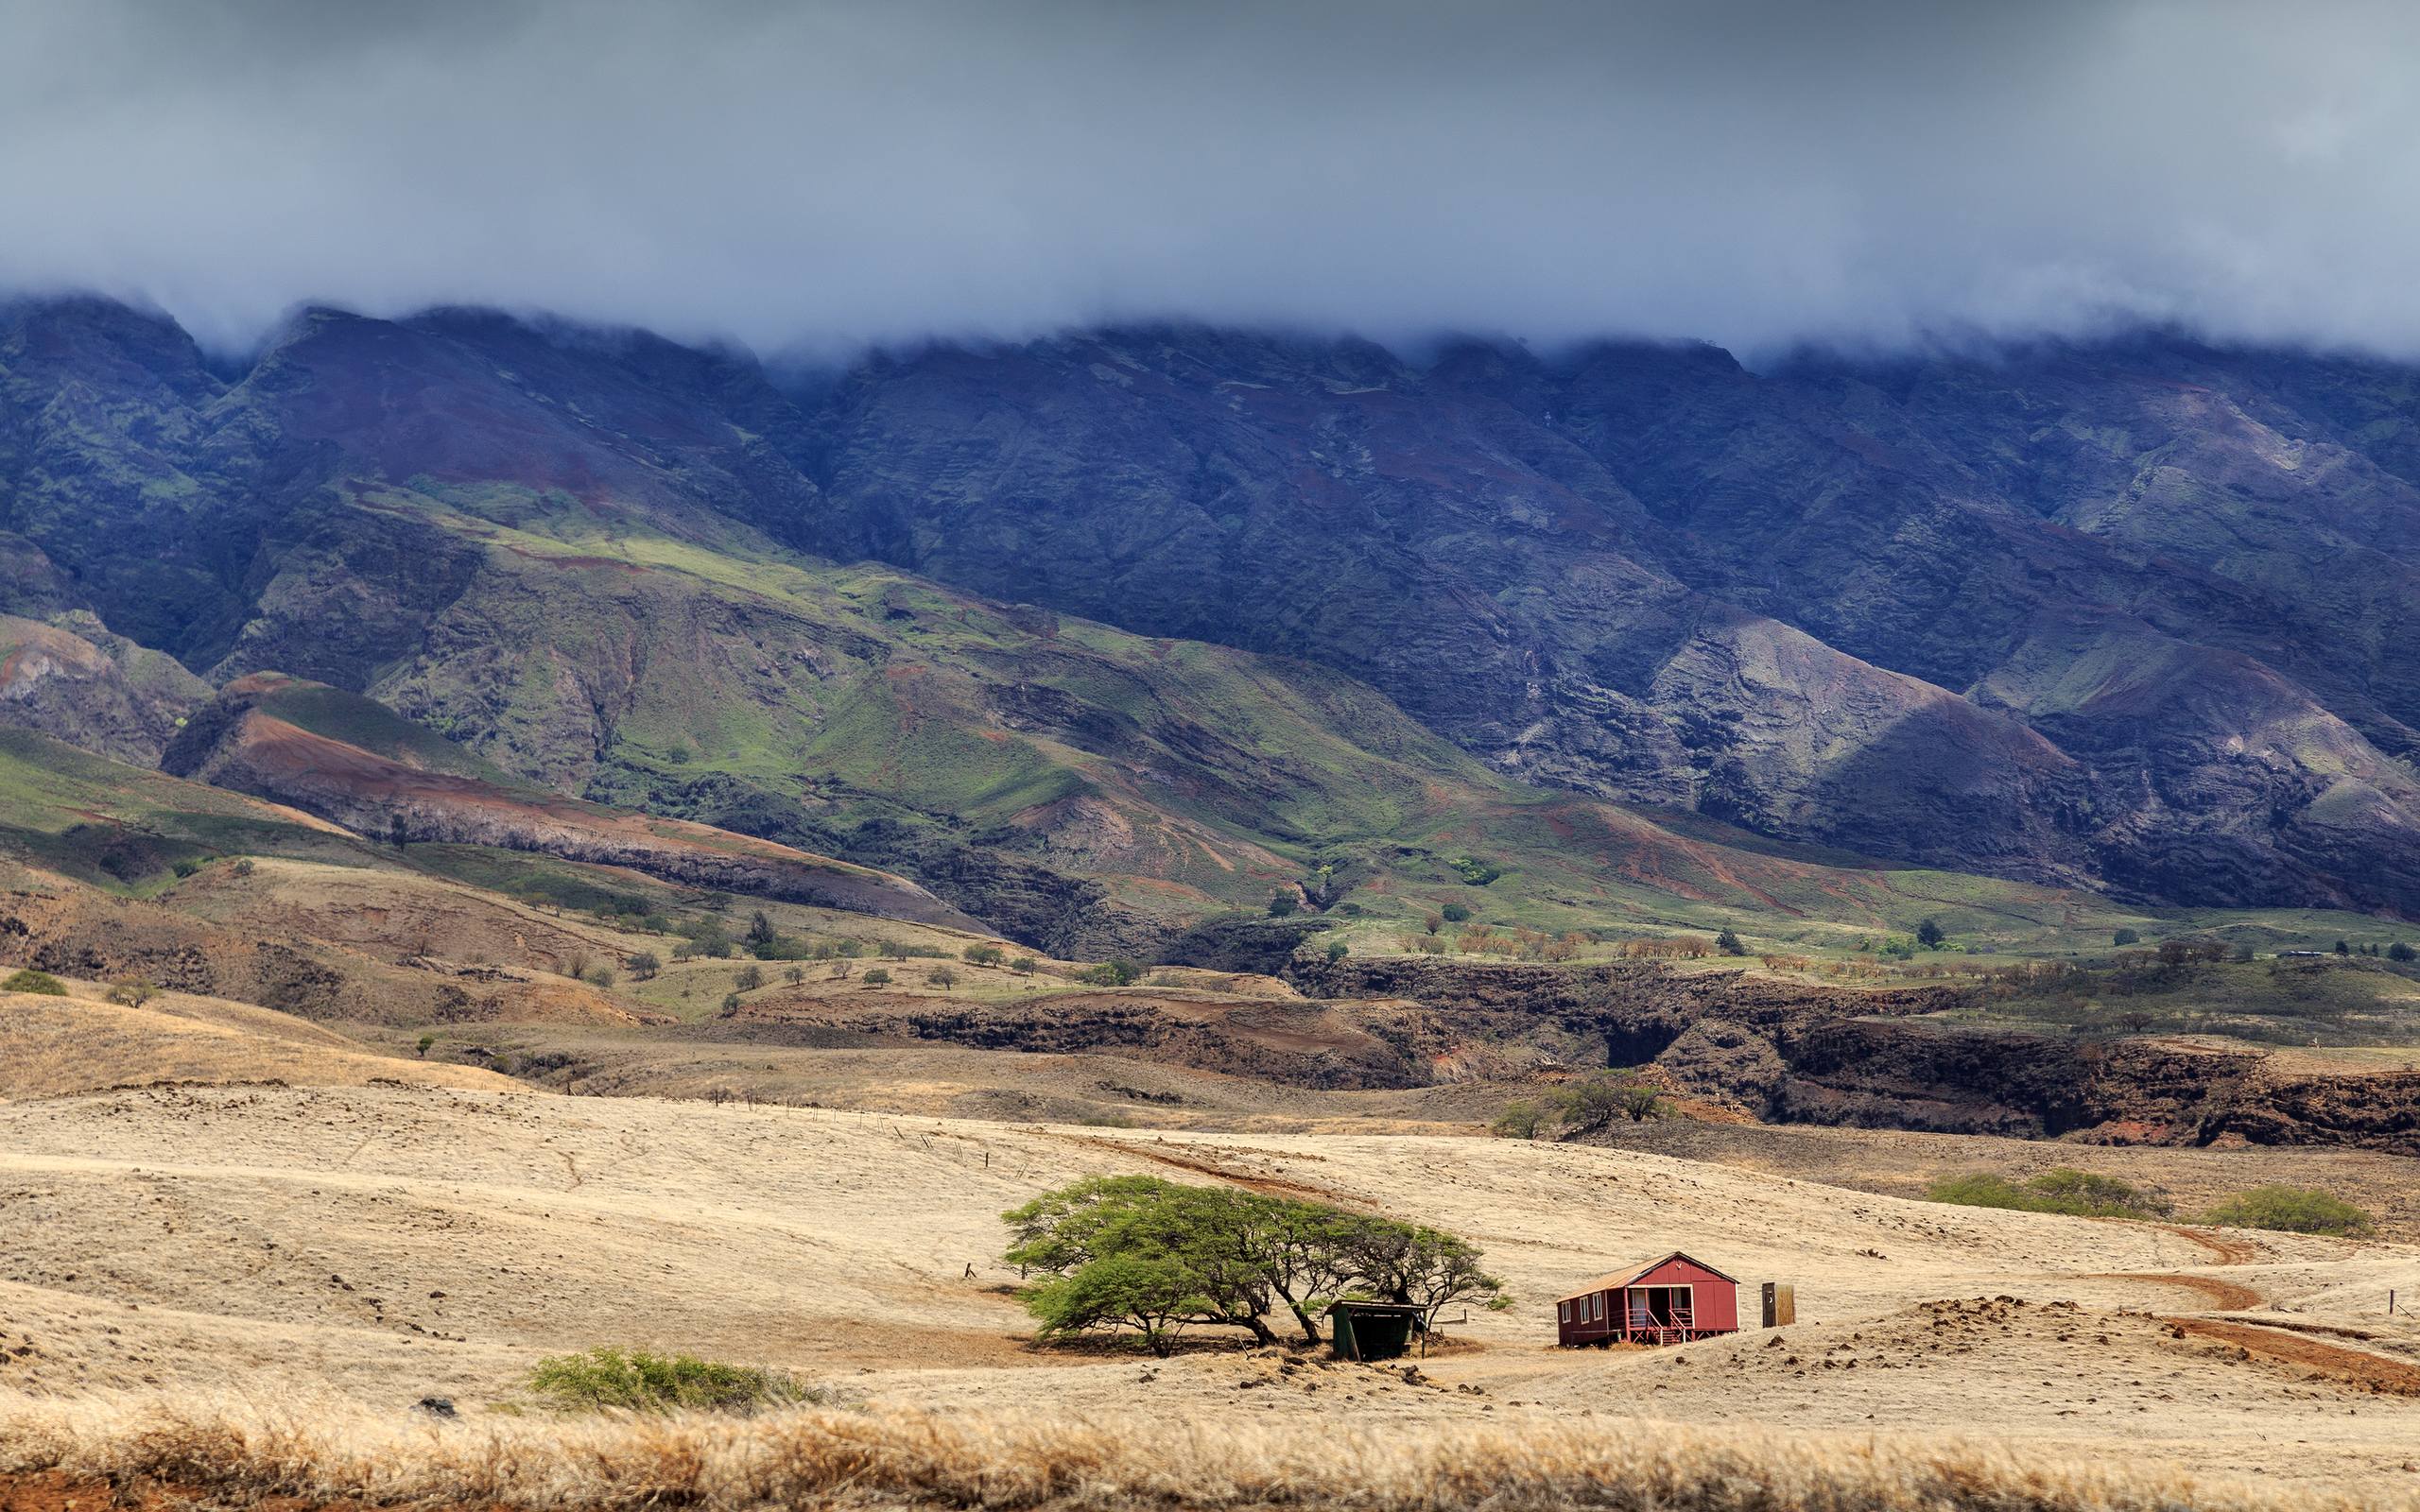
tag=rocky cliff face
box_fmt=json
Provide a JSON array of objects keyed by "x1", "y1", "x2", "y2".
[{"x1": 0, "y1": 611, "x2": 209, "y2": 765}]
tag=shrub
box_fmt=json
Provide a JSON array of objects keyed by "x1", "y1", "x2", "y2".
[
  {"x1": 2, "y1": 969, "x2": 67, "y2": 996},
  {"x1": 2112, "y1": 927, "x2": 2140, "y2": 946},
  {"x1": 526, "y1": 1348, "x2": 830, "y2": 1415},
  {"x1": 1267, "y1": 890, "x2": 1299, "y2": 918},
  {"x1": 583, "y1": 965, "x2": 616, "y2": 989},
  {"x1": 1450, "y1": 856, "x2": 1502, "y2": 886},
  {"x1": 1324, "y1": 939, "x2": 1349, "y2": 962},
  {"x1": 1490, "y1": 1100, "x2": 1545, "y2": 1140},
  {"x1": 1439, "y1": 902, "x2": 1471, "y2": 923},
  {"x1": 1552, "y1": 1075, "x2": 1670, "y2": 1132},
  {"x1": 863, "y1": 968, "x2": 892, "y2": 986},
  {"x1": 2391, "y1": 942, "x2": 2416, "y2": 964},
  {"x1": 1925, "y1": 1168, "x2": 2172, "y2": 1219},
  {"x1": 228, "y1": 857, "x2": 255, "y2": 878},
  {"x1": 2200, "y1": 1185, "x2": 2373, "y2": 1236}
]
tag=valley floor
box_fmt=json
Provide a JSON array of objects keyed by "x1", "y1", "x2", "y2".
[{"x1": 6, "y1": 1065, "x2": 2420, "y2": 1503}]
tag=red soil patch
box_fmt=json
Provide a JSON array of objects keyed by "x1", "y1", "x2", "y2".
[{"x1": 2170, "y1": 1317, "x2": 2420, "y2": 1397}]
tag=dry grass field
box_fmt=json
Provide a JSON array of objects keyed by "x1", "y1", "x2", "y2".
[{"x1": 7, "y1": 969, "x2": 2420, "y2": 1506}]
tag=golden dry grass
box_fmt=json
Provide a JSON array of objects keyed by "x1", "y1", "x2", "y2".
[
  {"x1": 0, "y1": 982, "x2": 524, "y2": 1099},
  {"x1": 2, "y1": 1388, "x2": 2400, "y2": 1512}
]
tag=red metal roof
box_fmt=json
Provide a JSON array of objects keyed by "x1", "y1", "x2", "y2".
[{"x1": 1555, "y1": 1250, "x2": 1738, "y2": 1301}]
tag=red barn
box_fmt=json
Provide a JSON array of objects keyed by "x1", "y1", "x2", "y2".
[{"x1": 1555, "y1": 1252, "x2": 1740, "y2": 1347}]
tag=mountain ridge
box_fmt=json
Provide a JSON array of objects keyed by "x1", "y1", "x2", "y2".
[{"x1": 7, "y1": 294, "x2": 2420, "y2": 919}]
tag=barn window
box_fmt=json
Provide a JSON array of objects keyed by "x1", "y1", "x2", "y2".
[
  {"x1": 1559, "y1": 1300, "x2": 1571, "y2": 1323},
  {"x1": 1591, "y1": 1293, "x2": 1604, "y2": 1320}
]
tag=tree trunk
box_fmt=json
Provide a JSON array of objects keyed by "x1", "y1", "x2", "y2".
[{"x1": 1270, "y1": 1279, "x2": 1324, "y2": 1346}]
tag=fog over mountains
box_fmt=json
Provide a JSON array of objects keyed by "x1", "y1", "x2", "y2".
[{"x1": 8, "y1": 0, "x2": 2420, "y2": 357}]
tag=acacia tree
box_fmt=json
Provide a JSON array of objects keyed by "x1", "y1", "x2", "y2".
[
  {"x1": 1028, "y1": 1253, "x2": 1209, "y2": 1356},
  {"x1": 1003, "y1": 1177, "x2": 1502, "y2": 1350}
]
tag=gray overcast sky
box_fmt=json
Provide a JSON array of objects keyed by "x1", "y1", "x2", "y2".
[{"x1": 5, "y1": 0, "x2": 2418, "y2": 357}]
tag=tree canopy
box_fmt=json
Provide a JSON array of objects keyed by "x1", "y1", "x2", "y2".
[{"x1": 1002, "y1": 1176, "x2": 1501, "y2": 1355}]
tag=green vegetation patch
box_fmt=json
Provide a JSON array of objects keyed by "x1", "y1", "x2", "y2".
[
  {"x1": 2, "y1": 969, "x2": 68, "y2": 996},
  {"x1": 526, "y1": 1348, "x2": 835, "y2": 1415},
  {"x1": 1925, "y1": 1168, "x2": 2173, "y2": 1220},
  {"x1": 2200, "y1": 1185, "x2": 2374, "y2": 1237}
]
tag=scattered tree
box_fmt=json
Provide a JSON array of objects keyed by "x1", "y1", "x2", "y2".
[
  {"x1": 2391, "y1": 942, "x2": 2417, "y2": 964},
  {"x1": 1423, "y1": 912, "x2": 1444, "y2": 936},
  {"x1": 1010, "y1": 955, "x2": 1039, "y2": 974},
  {"x1": 1324, "y1": 939, "x2": 1350, "y2": 962},
  {"x1": 862, "y1": 968, "x2": 892, "y2": 987},
  {"x1": 2112, "y1": 927, "x2": 2140, "y2": 946},
  {"x1": 734, "y1": 964, "x2": 765, "y2": 992},
  {"x1": 1915, "y1": 918, "x2": 1946, "y2": 950},
  {"x1": 104, "y1": 977, "x2": 158, "y2": 1009},
  {"x1": 1715, "y1": 928, "x2": 1745, "y2": 956},
  {"x1": 1267, "y1": 889, "x2": 1299, "y2": 918},
  {"x1": 583, "y1": 965, "x2": 616, "y2": 989},
  {"x1": 927, "y1": 965, "x2": 958, "y2": 989},
  {"x1": 2335, "y1": 939, "x2": 2352, "y2": 956},
  {"x1": 415, "y1": 1034, "x2": 436, "y2": 1057},
  {"x1": 1439, "y1": 902, "x2": 1472, "y2": 923},
  {"x1": 746, "y1": 911, "x2": 777, "y2": 948},
  {"x1": 784, "y1": 965, "x2": 807, "y2": 987},
  {"x1": 628, "y1": 950, "x2": 661, "y2": 981},
  {"x1": 964, "y1": 943, "x2": 1007, "y2": 967}
]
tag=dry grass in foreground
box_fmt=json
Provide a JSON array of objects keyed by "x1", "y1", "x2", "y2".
[{"x1": 1, "y1": 1389, "x2": 2405, "y2": 1512}]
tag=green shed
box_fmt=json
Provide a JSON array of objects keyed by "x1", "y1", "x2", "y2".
[{"x1": 1326, "y1": 1300, "x2": 1426, "y2": 1361}]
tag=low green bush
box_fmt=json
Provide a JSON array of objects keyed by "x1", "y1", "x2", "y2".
[
  {"x1": 2200, "y1": 1185, "x2": 2374, "y2": 1236},
  {"x1": 2, "y1": 969, "x2": 68, "y2": 996},
  {"x1": 526, "y1": 1348, "x2": 832, "y2": 1414},
  {"x1": 1926, "y1": 1167, "x2": 2172, "y2": 1219}
]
